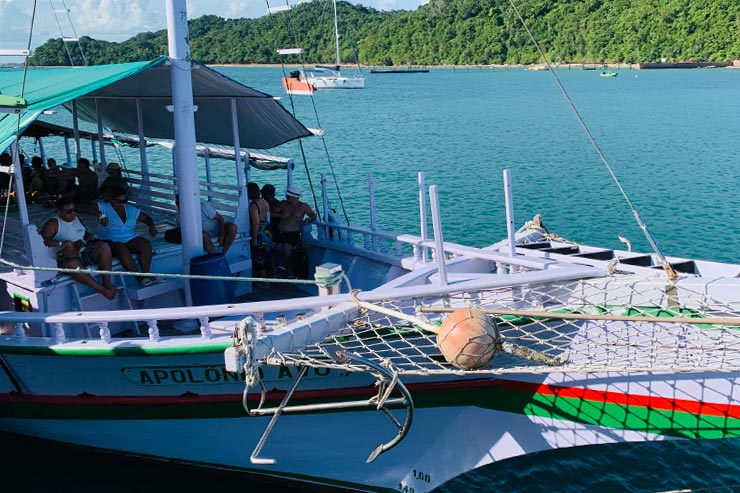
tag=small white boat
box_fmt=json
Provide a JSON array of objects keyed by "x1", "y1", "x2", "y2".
[
  {"x1": 600, "y1": 71, "x2": 618, "y2": 77},
  {"x1": 304, "y1": 0, "x2": 365, "y2": 90},
  {"x1": 305, "y1": 64, "x2": 365, "y2": 89}
]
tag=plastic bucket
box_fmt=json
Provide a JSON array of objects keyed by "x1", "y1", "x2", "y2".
[{"x1": 189, "y1": 253, "x2": 234, "y2": 306}]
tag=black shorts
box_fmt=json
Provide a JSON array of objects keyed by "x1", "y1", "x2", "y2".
[{"x1": 279, "y1": 231, "x2": 301, "y2": 247}]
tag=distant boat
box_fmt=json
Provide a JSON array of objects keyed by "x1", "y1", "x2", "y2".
[
  {"x1": 600, "y1": 71, "x2": 618, "y2": 77},
  {"x1": 282, "y1": 69, "x2": 315, "y2": 96},
  {"x1": 304, "y1": 0, "x2": 365, "y2": 89},
  {"x1": 369, "y1": 67, "x2": 429, "y2": 74}
]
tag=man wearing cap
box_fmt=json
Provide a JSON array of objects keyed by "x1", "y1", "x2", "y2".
[
  {"x1": 278, "y1": 185, "x2": 316, "y2": 277},
  {"x1": 95, "y1": 162, "x2": 129, "y2": 200}
]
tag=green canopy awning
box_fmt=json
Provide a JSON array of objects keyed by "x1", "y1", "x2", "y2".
[{"x1": 0, "y1": 56, "x2": 312, "y2": 153}]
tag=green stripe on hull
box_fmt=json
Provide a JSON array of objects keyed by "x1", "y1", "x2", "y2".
[
  {"x1": 0, "y1": 342, "x2": 231, "y2": 356},
  {"x1": 524, "y1": 393, "x2": 740, "y2": 439}
]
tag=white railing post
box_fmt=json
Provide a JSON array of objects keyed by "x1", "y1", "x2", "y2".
[
  {"x1": 418, "y1": 172, "x2": 429, "y2": 262},
  {"x1": 429, "y1": 185, "x2": 448, "y2": 287},
  {"x1": 205, "y1": 147, "x2": 213, "y2": 200},
  {"x1": 99, "y1": 322, "x2": 111, "y2": 343},
  {"x1": 199, "y1": 317, "x2": 212, "y2": 339},
  {"x1": 54, "y1": 323, "x2": 66, "y2": 344},
  {"x1": 95, "y1": 99, "x2": 106, "y2": 167},
  {"x1": 503, "y1": 169, "x2": 517, "y2": 270},
  {"x1": 71, "y1": 100, "x2": 81, "y2": 162},
  {"x1": 368, "y1": 173, "x2": 377, "y2": 251},
  {"x1": 136, "y1": 98, "x2": 149, "y2": 191},
  {"x1": 321, "y1": 173, "x2": 329, "y2": 241},
  {"x1": 147, "y1": 320, "x2": 161, "y2": 342},
  {"x1": 286, "y1": 159, "x2": 294, "y2": 190}
]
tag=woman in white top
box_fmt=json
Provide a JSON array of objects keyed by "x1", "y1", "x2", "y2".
[
  {"x1": 39, "y1": 198, "x2": 117, "y2": 299},
  {"x1": 89, "y1": 186, "x2": 158, "y2": 286}
]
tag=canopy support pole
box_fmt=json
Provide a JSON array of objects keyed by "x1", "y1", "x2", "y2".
[
  {"x1": 167, "y1": 0, "x2": 202, "y2": 306},
  {"x1": 94, "y1": 98, "x2": 106, "y2": 167},
  {"x1": 71, "y1": 100, "x2": 80, "y2": 162}
]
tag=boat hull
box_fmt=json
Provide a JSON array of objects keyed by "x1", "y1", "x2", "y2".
[
  {"x1": 282, "y1": 76, "x2": 315, "y2": 96},
  {"x1": 3, "y1": 342, "x2": 740, "y2": 491},
  {"x1": 308, "y1": 76, "x2": 365, "y2": 89}
]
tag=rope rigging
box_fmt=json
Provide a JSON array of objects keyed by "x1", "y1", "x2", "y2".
[
  {"x1": 49, "y1": 0, "x2": 87, "y2": 66},
  {"x1": 0, "y1": 0, "x2": 38, "y2": 260},
  {"x1": 504, "y1": 0, "x2": 678, "y2": 281},
  {"x1": 264, "y1": 0, "x2": 351, "y2": 226}
]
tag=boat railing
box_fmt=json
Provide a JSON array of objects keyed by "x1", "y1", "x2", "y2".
[
  {"x1": 0, "y1": 260, "x2": 600, "y2": 345},
  {"x1": 124, "y1": 167, "x2": 244, "y2": 220},
  {"x1": 311, "y1": 220, "x2": 553, "y2": 271}
]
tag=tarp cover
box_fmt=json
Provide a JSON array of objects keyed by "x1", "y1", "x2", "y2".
[{"x1": 0, "y1": 56, "x2": 312, "y2": 153}]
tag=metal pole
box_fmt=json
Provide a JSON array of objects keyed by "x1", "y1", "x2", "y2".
[
  {"x1": 418, "y1": 172, "x2": 428, "y2": 263},
  {"x1": 71, "y1": 100, "x2": 80, "y2": 162},
  {"x1": 95, "y1": 99, "x2": 106, "y2": 167},
  {"x1": 368, "y1": 173, "x2": 377, "y2": 251},
  {"x1": 136, "y1": 99, "x2": 149, "y2": 191},
  {"x1": 503, "y1": 169, "x2": 516, "y2": 258},
  {"x1": 166, "y1": 0, "x2": 204, "y2": 272},
  {"x1": 428, "y1": 185, "x2": 448, "y2": 287},
  {"x1": 321, "y1": 173, "x2": 329, "y2": 240}
]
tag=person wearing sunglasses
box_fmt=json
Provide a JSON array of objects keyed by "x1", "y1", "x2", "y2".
[
  {"x1": 90, "y1": 186, "x2": 159, "y2": 287},
  {"x1": 39, "y1": 197, "x2": 117, "y2": 300}
]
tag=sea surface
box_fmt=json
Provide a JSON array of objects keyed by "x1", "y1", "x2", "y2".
[{"x1": 8, "y1": 66, "x2": 740, "y2": 492}]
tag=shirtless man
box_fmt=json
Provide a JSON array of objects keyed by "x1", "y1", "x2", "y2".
[
  {"x1": 278, "y1": 185, "x2": 316, "y2": 277},
  {"x1": 71, "y1": 158, "x2": 98, "y2": 204}
]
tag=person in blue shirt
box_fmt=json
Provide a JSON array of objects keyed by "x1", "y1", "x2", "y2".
[{"x1": 88, "y1": 186, "x2": 158, "y2": 286}]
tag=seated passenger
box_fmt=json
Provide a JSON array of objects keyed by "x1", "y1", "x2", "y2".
[
  {"x1": 95, "y1": 162, "x2": 129, "y2": 199},
  {"x1": 89, "y1": 186, "x2": 158, "y2": 286},
  {"x1": 171, "y1": 195, "x2": 237, "y2": 255},
  {"x1": 39, "y1": 198, "x2": 117, "y2": 299}
]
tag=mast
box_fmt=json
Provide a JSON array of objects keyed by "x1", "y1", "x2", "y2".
[
  {"x1": 332, "y1": 0, "x2": 341, "y2": 66},
  {"x1": 165, "y1": 0, "x2": 204, "y2": 287}
]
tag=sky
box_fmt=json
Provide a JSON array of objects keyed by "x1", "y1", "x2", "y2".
[{"x1": 0, "y1": 0, "x2": 427, "y2": 61}]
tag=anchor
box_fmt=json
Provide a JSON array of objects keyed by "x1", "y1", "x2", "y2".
[{"x1": 240, "y1": 348, "x2": 414, "y2": 465}]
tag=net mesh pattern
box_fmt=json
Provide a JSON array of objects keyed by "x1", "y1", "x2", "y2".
[{"x1": 261, "y1": 275, "x2": 740, "y2": 375}]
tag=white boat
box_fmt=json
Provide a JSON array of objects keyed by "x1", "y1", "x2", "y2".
[
  {"x1": 304, "y1": 0, "x2": 365, "y2": 90},
  {"x1": 2, "y1": 2, "x2": 740, "y2": 492}
]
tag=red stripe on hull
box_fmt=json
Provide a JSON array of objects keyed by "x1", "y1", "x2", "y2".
[{"x1": 1, "y1": 378, "x2": 737, "y2": 419}]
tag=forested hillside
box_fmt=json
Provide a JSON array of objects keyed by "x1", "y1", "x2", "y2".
[{"x1": 29, "y1": 0, "x2": 740, "y2": 66}]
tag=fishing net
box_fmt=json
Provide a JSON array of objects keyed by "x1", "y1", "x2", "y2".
[{"x1": 259, "y1": 274, "x2": 740, "y2": 375}]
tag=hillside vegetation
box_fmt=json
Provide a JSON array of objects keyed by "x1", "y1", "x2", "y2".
[{"x1": 30, "y1": 0, "x2": 740, "y2": 66}]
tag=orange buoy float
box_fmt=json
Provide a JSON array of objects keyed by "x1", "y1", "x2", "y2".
[{"x1": 436, "y1": 307, "x2": 500, "y2": 370}]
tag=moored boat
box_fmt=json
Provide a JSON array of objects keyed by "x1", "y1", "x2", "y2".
[{"x1": 281, "y1": 69, "x2": 316, "y2": 95}]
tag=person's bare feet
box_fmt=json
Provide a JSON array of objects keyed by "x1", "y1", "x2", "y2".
[{"x1": 101, "y1": 285, "x2": 118, "y2": 300}]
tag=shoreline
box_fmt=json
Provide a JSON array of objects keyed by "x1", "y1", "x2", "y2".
[{"x1": 212, "y1": 61, "x2": 740, "y2": 70}]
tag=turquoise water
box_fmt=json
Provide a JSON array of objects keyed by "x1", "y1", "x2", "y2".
[
  {"x1": 8, "y1": 67, "x2": 740, "y2": 491},
  {"x1": 31, "y1": 66, "x2": 740, "y2": 263},
  {"x1": 218, "y1": 65, "x2": 740, "y2": 265}
]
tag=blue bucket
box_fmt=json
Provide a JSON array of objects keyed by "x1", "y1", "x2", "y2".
[{"x1": 189, "y1": 253, "x2": 234, "y2": 306}]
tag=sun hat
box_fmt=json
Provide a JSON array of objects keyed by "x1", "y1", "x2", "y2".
[
  {"x1": 106, "y1": 162, "x2": 121, "y2": 171},
  {"x1": 286, "y1": 185, "x2": 301, "y2": 198}
]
